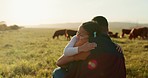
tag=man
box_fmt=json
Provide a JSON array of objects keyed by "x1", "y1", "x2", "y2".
[
  {"x1": 64, "y1": 16, "x2": 126, "y2": 78},
  {"x1": 92, "y1": 16, "x2": 109, "y2": 34}
]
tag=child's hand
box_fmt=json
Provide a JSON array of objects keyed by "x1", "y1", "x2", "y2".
[
  {"x1": 78, "y1": 42, "x2": 97, "y2": 52},
  {"x1": 74, "y1": 37, "x2": 88, "y2": 46},
  {"x1": 73, "y1": 52, "x2": 90, "y2": 61}
]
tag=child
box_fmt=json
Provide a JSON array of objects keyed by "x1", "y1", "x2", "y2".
[{"x1": 63, "y1": 26, "x2": 97, "y2": 57}]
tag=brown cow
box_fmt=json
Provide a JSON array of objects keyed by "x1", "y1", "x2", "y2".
[
  {"x1": 120, "y1": 29, "x2": 131, "y2": 38},
  {"x1": 52, "y1": 29, "x2": 67, "y2": 39},
  {"x1": 129, "y1": 27, "x2": 148, "y2": 40},
  {"x1": 142, "y1": 27, "x2": 148, "y2": 39},
  {"x1": 66, "y1": 29, "x2": 77, "y2": 40}
]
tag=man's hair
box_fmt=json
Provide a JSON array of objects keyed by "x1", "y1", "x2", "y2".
[{"x1": 92, "y1": 16, "x2": 109, "y2": 33}]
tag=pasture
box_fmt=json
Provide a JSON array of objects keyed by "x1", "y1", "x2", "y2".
[{"x1": 0, "y1": 28, "x2": 148, "y2": 78}]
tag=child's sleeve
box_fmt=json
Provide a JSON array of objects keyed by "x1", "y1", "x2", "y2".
[{"x1": 63, "y1": 35, "x2": 78, "y2": 56}]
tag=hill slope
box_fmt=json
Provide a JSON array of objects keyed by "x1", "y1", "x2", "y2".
[{"x1": 30, "y1": 22, "x2": 148, "y2": 29}]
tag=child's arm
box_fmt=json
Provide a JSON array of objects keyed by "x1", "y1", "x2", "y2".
[
  {"x1": 57, "y1": 36, "x2": 96, "y2": 67},
  {"x1": 56, "y1": 52, "x2": 90, "y2": 67},
  {"x1": 64, "y1": 35, "x2": 97, "y2": 56},
  {"x1": 56, "y1": 54, "x2": 74, "y2": 67},
  {"x1": 63, "y1": 35, "x2": 78, "y2": 56}
]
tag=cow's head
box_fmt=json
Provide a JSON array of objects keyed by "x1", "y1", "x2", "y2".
[
  {"x1": 129, "y1": 34, "x2": 133, "y2": 40},
  {"x1": 53, "y1": 35, "x2": 55, "y2": 39}
]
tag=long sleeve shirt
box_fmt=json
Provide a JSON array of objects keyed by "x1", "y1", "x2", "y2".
[{"x1": 63, "y1": 35, "x2": 79, "y2": 56}]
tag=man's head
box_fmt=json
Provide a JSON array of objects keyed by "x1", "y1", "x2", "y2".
[{"x1": 92, "y1": 16, "x2": 109, "y2": 34}]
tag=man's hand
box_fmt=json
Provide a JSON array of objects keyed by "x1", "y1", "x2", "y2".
[
  {"x1": 115, "y1": 44, "x2": 123, "y2": 53},
  {"x1": 73, "y1": 52, "x2": 90, "y2": 61}
]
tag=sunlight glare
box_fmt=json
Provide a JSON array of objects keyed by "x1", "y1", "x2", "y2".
[
  {"x1": 88, "y1": 59, "x2": 97, "y2": 70},
  {"x1": 5, "y1": 0, "x2": 57, "y2": 25}
]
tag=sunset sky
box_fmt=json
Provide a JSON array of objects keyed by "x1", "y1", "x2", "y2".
[{"x1": 0, "y1": 0, "x2": 148, "y2": 26}]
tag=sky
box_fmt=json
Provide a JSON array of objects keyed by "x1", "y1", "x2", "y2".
[{"x1": 0, "y1": 0, "x2": 148, "y2": 26}]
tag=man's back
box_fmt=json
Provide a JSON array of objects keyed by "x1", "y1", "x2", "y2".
[{"x1": 65, "y1": 34, "x2": 126, "y2": 78}]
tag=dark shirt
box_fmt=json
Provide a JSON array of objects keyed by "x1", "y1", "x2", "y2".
[{"x1": 64, "y1": 34, "x2": 126, "y2": 78}]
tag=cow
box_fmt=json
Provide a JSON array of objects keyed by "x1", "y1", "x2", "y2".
[
  {"x1": 66, "y1": 29, "x2": 77, "y2": 40},
  {"x1": 139, "y1": 27, "x2": 148, "y2": 39},
  {"x1": 120, "y1": 29, "x2": 131, "y2": 38},
  {"x1": 109, "y1": 32, "x2": 119, "y2": 38},
  {"x1": 108, "y1": 31, "x2": 119, "y2": 38},
  {"x1": 108, "y1": 31, "x2": 113, "y2": 36},
  {"x1": 129, "y1": 27, "x2": 148, "y2": 40},
  {"x1": 52, "y1": 29, "x2": 67, "y2": 39}
]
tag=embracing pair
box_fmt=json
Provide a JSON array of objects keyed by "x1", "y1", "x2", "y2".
[{"x1": 52, "y1": 16, "x2": 126, "y2": 78}]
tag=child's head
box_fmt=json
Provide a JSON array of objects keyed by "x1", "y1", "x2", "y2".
[{"x1": 77, "y1": 21, "x2": 99, "y2": 41}]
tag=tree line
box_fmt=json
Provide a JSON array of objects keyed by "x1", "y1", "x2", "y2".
[{"x1": 0, "y1": 21, "x2": 22, "y2": 31}]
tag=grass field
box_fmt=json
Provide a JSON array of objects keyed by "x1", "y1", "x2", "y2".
[{"x1": 0, "y1": 28, "x2": 148, "y2": 78}]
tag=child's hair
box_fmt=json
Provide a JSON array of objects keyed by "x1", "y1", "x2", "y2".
[
  {"x1": 81, "y1": 21, "x2": 100, "y2": 42},
  {"x1": 81, "y1": 21, "x2": 99, "y2": 37}
]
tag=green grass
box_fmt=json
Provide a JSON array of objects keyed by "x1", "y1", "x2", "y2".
[{"x1": 0, "y1": 28, "x2": 148, "y2": 78}]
